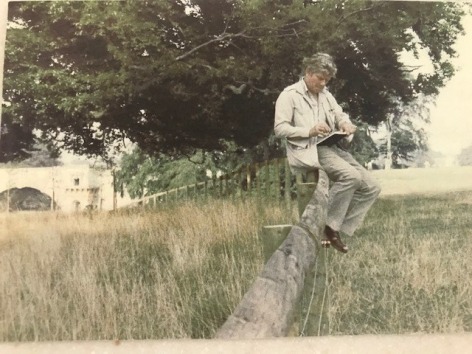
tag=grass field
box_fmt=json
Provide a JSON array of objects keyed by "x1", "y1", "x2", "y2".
[
  {"x1": 373, "y1": 166, "x2": 472, "y2": 196},
  {"x1": 329, "y1": 191, "x2": 472, "y2": 334},
  {"x1": 0, "y1": 167, "x2": 471, "y2": 341}
]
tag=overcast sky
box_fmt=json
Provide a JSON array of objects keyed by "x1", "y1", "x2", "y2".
[{"x1": 427, "y1": 12, "x2": 472, "y2": 156}]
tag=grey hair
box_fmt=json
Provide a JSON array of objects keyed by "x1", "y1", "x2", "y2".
[{"x1": 302, "y1": 53, "x2": 337, "y2": 77}]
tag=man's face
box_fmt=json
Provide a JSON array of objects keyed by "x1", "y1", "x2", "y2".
[{"x1": 305, "y1": 71, "x2": 331, "y2": 94}]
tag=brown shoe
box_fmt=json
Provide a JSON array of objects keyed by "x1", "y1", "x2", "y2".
[{"x1": 324, "y1": 225, "x2": 348, "y2": 253}]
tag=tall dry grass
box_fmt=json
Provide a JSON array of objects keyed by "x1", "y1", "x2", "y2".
[
  {"x1": 0, "y1": 198, "x2": 296, "y2": 341},
  {"x1": 328, "y1": 191, "x2": 472, "y2": 335},
  {"x1": 1, "y1": 189, "x2": 472, "y2": 340}
]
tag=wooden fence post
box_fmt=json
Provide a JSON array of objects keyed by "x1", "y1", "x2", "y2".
[
  {"x1": 215, "y1": 170, "x2": 329, "y2": 339},
  {"x1": 118, "y1": 158, "x2": 293, "y2": 210},
  {"x1": 224, "y1": 175, "x2": 229, "y2": 197},
  {"x1": 255, "y1": 163, "x2": 261, "y2": 201},
  {"x1": 231, "y1": 173, "x2": 237, "y2": 202},
  {"x1": 297, "y1": 170, "x2": 318, "y2": 215},
  {"x1": 284, "y1": 159, "x2": 291, "y2": 210},
  {"x1": 238, "y1": 170, "x2": 243, "y2": 200},
  {"x1": 274, "y1": 159, "x2": 280, "y2": 200},
  {"x1": 265, "y1": 160, "x2": 270, "y2": 199},
  {"x1": 246, "y1": 165, "x2": 252, "y2": 197}
]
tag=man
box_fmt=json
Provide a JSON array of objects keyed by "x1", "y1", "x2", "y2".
[{"x1": 274, "y1": 53, "x2": 381, "y2": 253}]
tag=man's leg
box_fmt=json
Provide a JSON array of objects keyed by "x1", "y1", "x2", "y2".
[
  {"x1": 339, "y1": 169, "x2": 381, "y2": 236},
  {"x1": 317, "y1": 146, "x2": 364, "y2": 233},
  {"x1": 318, "y1": 146, "x2": 381, "y2": 236}
]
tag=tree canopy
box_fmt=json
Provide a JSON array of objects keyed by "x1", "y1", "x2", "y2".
[
  {"x1": 116, "y1": 148, "x2": 214, "y2": 198},
  {"x1": 1, "y1": 0, "x2": 466, "y2": 163}
]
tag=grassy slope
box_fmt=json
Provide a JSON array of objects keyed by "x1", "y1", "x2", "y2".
[
  {"x1": 1, "y1": 167, "x2": 471, "y2": 340},
  {"x1": 0, "y1": 199, "x2": 295, "y2": 341},
  {"x1": 329, "y1": 191, "x2": 472, "y2": 335}
]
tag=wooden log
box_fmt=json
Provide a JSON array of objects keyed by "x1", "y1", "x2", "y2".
[
  {"x1": 215, "y1": 225, "x2": 316, "y2": 339},
  {"x1": 297, "y1": 170, "x2": 319, "y2": 218},
  {"x1": 260, "y1": 225, "x2": 292, "y2": 262},
  {"x1": 298, "y1": 170, "x2": 328, "y2": 236},
  {"x1": 297, "y1": 170, "x2": 330, "y2": 337},
  {"x1": 302, "y1": 245, "x2": 330, "y2": 336},
  {"x1": 215, "y1": 170, "x2": 329, "y2": 339}
]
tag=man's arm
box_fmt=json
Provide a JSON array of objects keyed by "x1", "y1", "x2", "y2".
[
  {"x1": 339, "y1": 121, "x2": 357, "y2": 135},
  {"x1": 274, "y1": 91, "x2": 311, "y2": 139},
  {"x1": 274, "y1": 91, "x2": 331, "y2": 139},
  {"x1": 325, "y1": 90, "x2": 357, "y2": 134}
]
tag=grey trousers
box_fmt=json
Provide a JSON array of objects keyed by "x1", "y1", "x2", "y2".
[{"x1": 317, "y1": 145, "x2": 381, "y2": 236}]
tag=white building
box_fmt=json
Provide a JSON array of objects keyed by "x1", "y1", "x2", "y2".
[{"x1": 0, "y1": 165, "x2": 130, "y2": 212}]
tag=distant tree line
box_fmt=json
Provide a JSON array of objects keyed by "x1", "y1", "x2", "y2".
[{"x1": 458, "y1": 144, "x2": 472, "y2": 166}]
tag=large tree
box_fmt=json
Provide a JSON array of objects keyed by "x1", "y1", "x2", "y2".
[{"x1": 2, "y1": 0, "x2": 466, "y2": 163}]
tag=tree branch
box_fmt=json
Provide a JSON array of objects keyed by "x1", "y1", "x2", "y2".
[
  {"x1": 224, "y1": 83, "x2": 248, "y2": 95},
  {"x1": 225, "y1": 81, "x2": 279, "y2": 96},
  {"x1": 400, "y1": 65, "x2": 423, "y2": 73},
  {"x1": 175, "y1": 20, "x2": 307, "y2": 61},
  {"x1": 175, "y1": 31, "x2": 246, "y2": 61},
  {"x1": 337, "y1": 3, "x2": 387, "y2": 24}
]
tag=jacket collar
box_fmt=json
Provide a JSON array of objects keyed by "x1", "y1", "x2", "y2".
[{"x1": 295, "y1": 78, "x2": 327, "y2": 97}]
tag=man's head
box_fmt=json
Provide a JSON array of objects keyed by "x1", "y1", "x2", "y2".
[{"x1": 302, "y1": 53, "x2": 337, "y2": 94}]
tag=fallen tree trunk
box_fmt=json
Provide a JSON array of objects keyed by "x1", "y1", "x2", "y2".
[{"x1": 215, "y1": 170, "x2": 329, "y2": 339}]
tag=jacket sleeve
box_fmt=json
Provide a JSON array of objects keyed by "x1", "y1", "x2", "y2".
[
  {"x1": 274, "y1": 91, "x2": 311, "y2": 139},
  {"x1": 325, "y1": 90, "x2": 351, "y2": 128}
]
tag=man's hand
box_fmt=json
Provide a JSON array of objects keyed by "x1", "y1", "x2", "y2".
[
  {"x1": 309, "y1": 122, "x2": 331, "y2": 137},
  {"x1": 339, "y1": 122, "x2": 357, "y2": 135}
]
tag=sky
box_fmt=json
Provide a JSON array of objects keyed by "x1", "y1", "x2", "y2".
[{"x1": 426, "y1": 12, "x2": 472, "y2": 156}]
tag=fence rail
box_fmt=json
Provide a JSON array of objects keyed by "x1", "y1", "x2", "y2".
[{"x1": 120, "y1": 158, "x2": 295, "y2": 209}]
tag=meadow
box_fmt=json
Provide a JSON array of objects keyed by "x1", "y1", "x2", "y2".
[{"x1": 0, "y1": 167, "x2": 471, "y2": 341}]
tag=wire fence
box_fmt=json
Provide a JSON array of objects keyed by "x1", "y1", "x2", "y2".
[{"x1": 120, "y1": 158, "x2": 298, "y2": 209}]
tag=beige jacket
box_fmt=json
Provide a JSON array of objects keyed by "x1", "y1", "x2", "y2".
[{"x1": 274, "y1": 79, "x2": 351, "y2": 171}]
